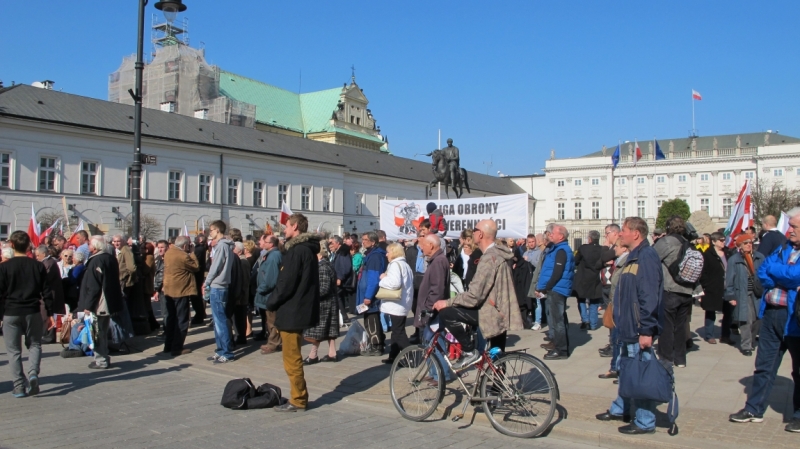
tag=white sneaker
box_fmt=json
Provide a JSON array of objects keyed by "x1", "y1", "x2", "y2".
[
  {"x1": 454, "y1": 351, "x2": 481, "y2": 369},
  {"x1": 531, "y1": 322, "x2": 542, "y2": 331}
]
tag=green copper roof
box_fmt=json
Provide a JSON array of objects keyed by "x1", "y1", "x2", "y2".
[
  {"x1": 220, "y1": 71, "x2": 365, "y2": 138},
  {"x1": 299, "y1": 88, "x2": 343, "y2": 133},
  {"x1": 219, "y1": 71, "x2": 304, "y2": 132}
]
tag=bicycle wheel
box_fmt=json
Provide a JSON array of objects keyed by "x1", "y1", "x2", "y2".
[
  {"x1": 479, "y1": 353, "x2": 558, "y2": 438},
  {"x1": 389, "y1": 345, "x2": 445, "y2": 421}
]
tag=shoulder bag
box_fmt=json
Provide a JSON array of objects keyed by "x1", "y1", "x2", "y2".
[{"x1": 375, "y1": 261, "x2": 402, "y2": 301}]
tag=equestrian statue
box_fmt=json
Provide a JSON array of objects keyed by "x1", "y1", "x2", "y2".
[{"x1": 425, "y1": 138, "x2": 470, "y2": 198}]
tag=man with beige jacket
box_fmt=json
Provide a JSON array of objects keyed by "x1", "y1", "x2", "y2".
[
  {"x1": 162, "y1": 236, "x2": 199, "y2": 356},
  {"x1": 433, "y1": 219, "x2": 524, "y2": 368}
]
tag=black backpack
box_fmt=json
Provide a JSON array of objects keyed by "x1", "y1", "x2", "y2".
[{"x1": 221, "y1": 378, "x2": 283, "y2": 410}]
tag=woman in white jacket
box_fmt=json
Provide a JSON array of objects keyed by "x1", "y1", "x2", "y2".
[{"x1": 379, "y1": 243, "x2": 414, "y2": 364}]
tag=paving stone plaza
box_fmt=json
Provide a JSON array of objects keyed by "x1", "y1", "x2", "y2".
[{"x1": 1, "y1": 304, "x2": 795, "y2": 449}]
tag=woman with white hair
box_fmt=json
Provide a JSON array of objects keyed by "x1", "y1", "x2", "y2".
[{"x1": 378, "y1": 242, "x2": 414, "y2": 364}]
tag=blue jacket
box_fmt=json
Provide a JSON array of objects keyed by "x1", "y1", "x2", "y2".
[
  {"x1": 356, "y1": 246, "x2": 387, "y2": 314},
  {"x1": 756, "y1": 243, "x2": 800, "y2": 338},
  {"x1": 253, "y1": 249, "x2": 282, "y2": 310},
  {"x1": 536, "y1": 241, "x2": 574, "y2": 297},
  {"x1": 613, "y1": 240, "x2": 663, "y2": 343}
]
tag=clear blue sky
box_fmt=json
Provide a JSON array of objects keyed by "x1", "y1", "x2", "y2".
[{"x1": 2, "y1": 1, "x2": 798, "y2": 177}]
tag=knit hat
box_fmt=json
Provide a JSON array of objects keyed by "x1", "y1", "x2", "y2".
[
  {"x1": 426, "y1": 202, "x2": 437, "y2": 214},
  {"x1": 735, "y1": 233, "x2": 753, "y2": 246}
]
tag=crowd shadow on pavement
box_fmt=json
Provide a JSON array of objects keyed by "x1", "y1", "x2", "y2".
[
  {"x1": 738, "y1": 375, "x2": 793, "y2": 418},
  {"x1": 307, "y1": 364, "x2": 391, "y2": 409},
  {"x1": 7, "y1": 357, "x2": 192, "y2": 398}
]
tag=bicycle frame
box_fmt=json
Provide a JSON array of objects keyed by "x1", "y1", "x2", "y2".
[{"x1": 419, "y1": 328, "x2": 514, "y2": 422}]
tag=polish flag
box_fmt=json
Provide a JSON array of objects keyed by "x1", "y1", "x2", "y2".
[
  {"x1": 41, "y1": 219, "x2": 60, "y2": 239},
  {"x1": 692, "y1": 89, "x2": 702, "y2": 100},
  {"x1": 67, "y1": 220, "x2": 85, "y2": 248},
  {"x1": 27, "y1": 204, "x2": 41, "y2": 247},
  {"x1": 634, "y1": 140, "x2": 642, "y2": 165},
  {"x1": 280, "y1": 200, "x2": 293, "y2": 225},
  {"x1": 724, "y1": 181, "x2": 753, "y2": 247},
  {"x1": 778, "y1": 211, "x2": 791, "y2": 237}
]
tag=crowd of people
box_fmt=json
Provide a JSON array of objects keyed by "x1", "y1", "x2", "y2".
[{"x1": 0, "y1": 204, "x2": 798, "y2": 434}]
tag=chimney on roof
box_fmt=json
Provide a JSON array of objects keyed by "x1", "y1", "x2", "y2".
[{"x1": 32, "y1": 80, "x2": 55, "y2": 90}]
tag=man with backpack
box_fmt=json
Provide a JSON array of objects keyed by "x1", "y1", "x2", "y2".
[{"x1": 654, "y1": 216, "x2": 702, "y2": 368}]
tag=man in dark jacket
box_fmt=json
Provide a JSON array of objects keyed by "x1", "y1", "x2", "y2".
[
  {"x1": 190, "y1": 235, "x2": 207, "y2": 324},
  {"x1": 757, "y1": 215, "x2": 787, "y2": 257},
  {"x1": 78, "y1": 235, "x2": 124, "y2": 370},
  {"x1": 596, "y1": 217, "x2": 663, "y2": 435},
  {"x1": 415, "y1": 233, "x2": 452, "y2": 382},
  {"x1": 34, "y1": 245, "x2": 65, "y2": 317},
  {"x1": 405, "y1": 220, "x2": 431, "y2": 344},
  {"x1": 0, "y1": 231, "x2": 51, "y2": 397},
  {"x1": 266, "y1": 213, "x2": 320, "y2": 412},
  {"x1": 574, "y1": 230, "x2": 604, "y2": 330},
  {"x1": 327, "y1": 235, "x2": 352, "y2": 325}
]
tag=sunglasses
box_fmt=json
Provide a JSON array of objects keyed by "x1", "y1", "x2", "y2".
[{"x1": 741, "y1": 241, "x2": 753, "y2": 245}]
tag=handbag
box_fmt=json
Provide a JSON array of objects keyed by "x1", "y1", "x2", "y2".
[
  {"x1": 602, "y1": 302, "x2": 614, "y2": 329},
  {"x1": 618, "y1": 348, "x2": 673, "y2": 403},
  {"x1": 376, "y1": 287, "x2": 401, "y2": 301}
]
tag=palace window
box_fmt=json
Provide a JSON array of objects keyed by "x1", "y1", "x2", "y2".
[
  {"x1": 301, "y1": 186, "x2": 311, "y2": 211},
  {"x1": 774, "y1": 168, "x2": 784, "y2": 177},
  {"x1": 617, "y1": 201, "x2": 626, "y2": 219},
  {"x1": 227, "y1": 178, "x2": 240, "y2": 205},
  {"x1": 0, "y1": 153, "x2": 10, "y2": 188},
  {"x1": 722, "y1": 172, "x2": 732, "y2": 181},
  {"x1": 574, "y1": 202, "x2": 582, "y2": 220},
  {"x1": 278, "y1": 183, "x2": 289, "y2": 206},
  {"x1": 723, "y1": 198, "x2": 733, "y2": 218},
  {"x1": 744, "y1": 171, "x2": 754, "y2": 180},
  {"x1": 677, "y1": 175, "x2": 687, "y2": 183},
  {"x1": 591, "y1": 178, "x2": 599, "y2": 186},
  {"x1": 637, "y1": 177, "x2": 645, "y2": 184},
  {"x1": 199, "y1": 174, "x2": 212, "y2": 203},
  {"x1": 574, "y1": 179, "x2": 582, "y2": 186},
  {"x1": 322, "y1": 187, "x2": 333, "y2": 212},
  {"x1": 39, "y1": 157, "x2": 57, "y2": 192},
  {"x1": 355, "y1": 193, "x2": 365, "y2": 215},
  {"x1": 656, "y1": 176, "x2": 665, "y2": 183},
  {"x1": 557, "y1": 180, "x2": 565, "y2": 187},
  {"x1": 81, "y1": 161, "x2": 98, "y2": 195},
  {"x1": 557, "y1": 203, "x2": 565, "y2": 220},
  {"x1": 168, "y1": 170, "x2": 182, "y2": 201},
  {"x1": 700, "y1": 198, "x2": 710, "y2": 213},
  {"x1": 700, "y1": 173, "x2": 710, "y2": 181},
  {"x1": 617, "y1": 178, "x2": 626, "y2": 185},
  {"x1": 253, "y1": 181, "x2": 264, "y2": 207},
  {"x1": 591, "y1": 201, "x2": 600, "y2": 219},
  {"x1": 637, "y1": 200, "x2": 646, "y2": 217}
]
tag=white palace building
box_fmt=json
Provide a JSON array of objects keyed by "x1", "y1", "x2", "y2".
[
  {"x1": 509, "y1": 132, "x2": 800, "y2": 244},
  {"x1": 0, "y1": 84, "x2": 524, "y2": 240}
]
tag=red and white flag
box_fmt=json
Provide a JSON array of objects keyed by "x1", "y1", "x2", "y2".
[
  {"x1": 634, "y1": 140, "x2": 642, "y2": 165},
  {"x1": 692, "y1": 89, "x2": 702, "y2": 100},
  {"x1": 41, "y1": 219, "x2": 60, "y2": 239},
  {"x1": 280, "y1": 200, "x2": 293, "y2": 225},
  {"x1": 724, "y1": 180, "x2": 753, "y2": 247},
  {"x1": 27, "y1": 204, "x2": 41, "y2": 247},
  {"x1": 778, "y1": 211, "x2": 791, "y2": 237},
  {"x1": 67, "y1": 220, "x2": 85, "y2": 248}
]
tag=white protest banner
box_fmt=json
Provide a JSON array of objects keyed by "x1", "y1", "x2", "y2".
[{"x1": 379, "y1": 193, "x2": 528, "y2": 240}]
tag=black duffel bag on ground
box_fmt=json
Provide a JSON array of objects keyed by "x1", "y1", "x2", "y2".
[{"x1": 221, "y1": 378, "x2": 283, "y2": 410}]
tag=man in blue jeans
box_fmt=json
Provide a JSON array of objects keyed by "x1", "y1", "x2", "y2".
[
  {"x1": 535, "y1": 224, "x2": 574, "y2": 360},
  {"x1": 595, "y1": 217, "x2": 663, "y2": 435},
  {"x1": 203, "y1": 220, "x2": 236, "y2": 364},
  {"x1": 729, "y1": 212, "x2": 800, "y2": 433}
]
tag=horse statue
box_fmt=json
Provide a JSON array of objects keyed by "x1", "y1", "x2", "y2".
[{"x1": 425, "y1": 149, "x2": 470, "y2": 198}]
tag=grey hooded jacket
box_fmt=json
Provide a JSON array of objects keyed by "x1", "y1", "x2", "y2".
[{"x1": 204, "y1": 238, "x2": 234, "y2": 290}]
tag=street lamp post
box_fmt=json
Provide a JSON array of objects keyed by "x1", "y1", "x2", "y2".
[{"x1": 130, "y1": 0, "x2": 186, "y2": 245}]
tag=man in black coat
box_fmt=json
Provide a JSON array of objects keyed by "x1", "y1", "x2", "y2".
[
  {"x1": 266, "y1": 213, "x2": 320, "y2": 412},
  {"x1": 574, "y1": 230, "x2": 604, "y2": 330},
  {"x1": 191, "y1": 235, "x2": 208, "y2": 324},
  {"x1": 757, "y1": 215, "x2": 787, "y2": 257},
  {"x1": 78, "y1": 236, "x2": 124, "y2": 370},
  {"x1": 327, "y1": 235, "x2": 352, "y2": 325}
]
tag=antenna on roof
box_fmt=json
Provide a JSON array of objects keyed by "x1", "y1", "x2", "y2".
[
  {"x1": 483, "y1": 155, "x2": 493, "y2": 175},
  {"x1": 351, "y1": 64, "x2": 356, "y2": 83}
]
